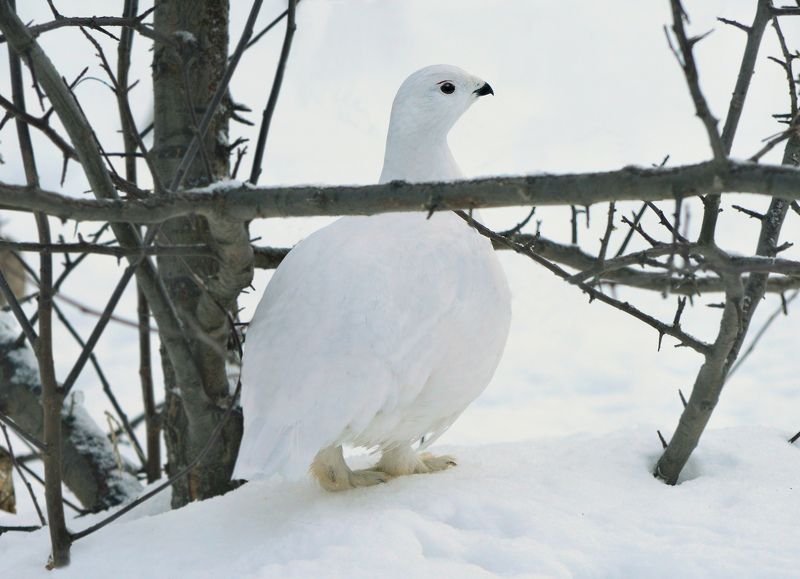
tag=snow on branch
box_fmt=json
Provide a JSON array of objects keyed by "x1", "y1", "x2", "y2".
[{"x1": 1, "y1": 159, "x2": 800, "y2": 224}]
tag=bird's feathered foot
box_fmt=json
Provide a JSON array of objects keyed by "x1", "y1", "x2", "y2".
[
  {"x1": 311, "y1": 445, "x2": 391, "y2": 492},
  {"x1": 419, "y1": 452, "x2": 458, "y2": 473},
  {"x1": 375, "y1": 444, "x2": 457, "y2": 477}
]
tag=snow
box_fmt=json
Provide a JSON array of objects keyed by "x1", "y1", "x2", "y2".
[
  {"x1": 173, "y1": 30, "x2": 197, "y2": 44},
  {"x1": 3, "y1": 427, "x2": 799, "y2": 578},
  {"x1": 190, "y1": 178, "x2": 248, "y2": 194},
  {"x1": 0, "y1": 314, "x2": 40, "y2": 389},
  {"x1": 62, "y1": 404, "x2": 142, "y2": 508}
]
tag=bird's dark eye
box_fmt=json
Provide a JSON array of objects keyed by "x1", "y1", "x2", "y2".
[{"x1": 440, "y1": 82, "x2": 455, "y2": 95}]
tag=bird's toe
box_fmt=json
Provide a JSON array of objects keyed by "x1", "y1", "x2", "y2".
[
  {"x1": 349, "y1": 469, "x2": 392, "y2": 488},
  {"x1": 419, "y1": 453, "x2": 458, "y2": 473}
]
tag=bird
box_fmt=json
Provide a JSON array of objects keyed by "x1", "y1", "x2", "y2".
[{"x1": 233, "y1": 64, "x2": 511, "y2": 491}]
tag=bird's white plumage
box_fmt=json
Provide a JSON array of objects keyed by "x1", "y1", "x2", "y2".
[{"x1": 234, "y1": 65, "x2": 511, "y2": 481}]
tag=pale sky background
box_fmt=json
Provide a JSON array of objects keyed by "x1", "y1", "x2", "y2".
[{"x1": 0, "y1": 0, "x2": 798, "y2": 463}]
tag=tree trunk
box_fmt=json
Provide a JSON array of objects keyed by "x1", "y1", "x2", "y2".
[{"x1": 152, "y1": 0, "x2": 251, "y2": 507}]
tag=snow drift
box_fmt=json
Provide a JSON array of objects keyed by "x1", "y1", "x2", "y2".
[{"x1": 2, "y1": 427, "x2": 799, "y2": 578}]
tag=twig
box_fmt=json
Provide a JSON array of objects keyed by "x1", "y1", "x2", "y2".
[
  {"x1": 0, "y1": 524, "x2": 41, "y2": 535},
  {"x1": 243, "y1": 4, "x2": 296, "y2": 52},
  {"x1": 15, "y1": 460, "x2": 89, "y2": 515},
  {"x1": 667, "y1": 0, "x2": 726, "y2": 161},
  {"x1": 171, "y1": 0, "x2": 267, "y2": 190},
  {"x1": 732, "y1": 204, "x2": 765, "y2": 220},
  {"x1": 60, "y1": 265, "x2": 140, "y2": 395},
  {"x1": 500, "y1": 206, "x2": 536, "y2": 236},
  {"x1": 4, "y1": 1, "x2": 71, "y2": 559},
  {"x1": 717, "y1": 17, "x2": 751, "y2": 33},
  {"x1": 0, "y1": 238, "x2": 216, "y2": 257},
  {"x1": 614, "y1": 202, "x2": 648, "y2": 257},
  {"x1": 71, "y1": 311, "x2": 246, "y2": 542},
  {"x1": 0, "y1": 14, "x2": 173, "y2": 47},
  {"x1": 0, "y1": 269, "x2": 37, "y2": 346},
  {"x1": 596, "y1": 202, "x2": 616, "y2": 267},
  {"x1": 645, "y1": 201, "x2": 689, "y2": 243},
  {"x1": 248, "y1": 0, "x2": 297, "y2": 185},
  {"x1": 771, "y1": 16, "x2": 797, "y2": 116},
  {"x1": 1, "y1": 422, "x2": 45, "y2": 525},
  {"x1": 727, "y1": 290, "x2": 799, "y2": 378},
  {"x1": 0, "y1": 412, "x2": 46, "y2": 451},
  {"x1": 749, "y1": 127, "x2": 794, "y2": 162},
  {"x1": 80, "y1": 27, "x2": 165, "y2": 194},
  {"x1": 51, "y1": 301, "x2": 146, "y2": 465},
  {"x1": 137, "y1": 283, "x2": 159, "y2": 483},
  {"x1": 454, "y1": 210, "x2": 710, "y2": 354}
]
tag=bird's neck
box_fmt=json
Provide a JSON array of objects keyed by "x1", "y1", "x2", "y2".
[{"x1": 379, "y1": 131, "x2": 462, "y2": 184}]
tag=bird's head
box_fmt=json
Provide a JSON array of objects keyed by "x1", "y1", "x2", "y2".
[{"x1": 387, "y1": 64, "x2": 493, "y2": 140}]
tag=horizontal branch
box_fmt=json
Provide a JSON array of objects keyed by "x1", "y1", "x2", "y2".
[
  {"x1": 0, "y1": 239, "x2": 215, "y2": 258},
  {"x1": 1, "y1": 160, "x2": 799, "y2": 224},
  {"x1": 0, "y1": 14, "x2": 172, "y2": 46},
  {"x1": 7, "y1": 237, "x2": 796, "y2": 296}
]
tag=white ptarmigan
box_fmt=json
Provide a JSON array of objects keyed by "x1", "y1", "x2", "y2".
[{"x1": 233, "y1": 65, "x2": 511, "y2": 490}]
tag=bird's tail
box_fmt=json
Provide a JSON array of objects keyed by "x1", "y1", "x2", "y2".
[{"x1": 232, "y1": 423, "x2": 315, "y2": 482}]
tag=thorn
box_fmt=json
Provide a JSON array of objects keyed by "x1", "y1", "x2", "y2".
[
  {"x1": 687, "y1": 29, "x2": 714, "y2": 47},
  {"x1": 679, "y1": 389, "x2": 687, "y2": 408},
  {"x1": 731, "y1": 204, "x2": 765, "y2": 220},
  {"x1": 425, "y1": 194, "x2": 443, "y2": 220},
  {"x1": 717, "y1": 17, "x2": 751, "y2": 33},
  {"x1": 657, "y1": 330, "x2": 664, "y2": 352},
  {"x1": 790, "y1": 430, "x2": 800, "y2": 444},
  {"x1": 672, "y1": 297, "x2": 687, "y2": 327},
  {"x1": 657, "y1": 430, "x2": 668, "y2": 449}
]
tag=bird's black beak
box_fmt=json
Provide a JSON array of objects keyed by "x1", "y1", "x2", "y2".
[{"x1": 473, "y1": 82, "x2": 494, "y2": 97}]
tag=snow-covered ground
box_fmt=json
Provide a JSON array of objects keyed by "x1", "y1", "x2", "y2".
[{"x1": 3, "y1": 427, "x2": 800, "y2": 578}]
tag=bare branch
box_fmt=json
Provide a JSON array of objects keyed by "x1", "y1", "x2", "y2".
[
  {"x1": 2, "y1": 160, "x2": 800, "y2": 224},
  {"x1": 702, "y1": 0, "x2": 773, "y2": 243},
  {"x1": 248, "y1": 0, "x2": 297, "y2": 185},
  {"x1": 0, "y1": 238, "x2": 215, "y2": 257},
  {"x1": 727, "y1": 290, "x2": 799, "y2": 378},
  {"x1": 1, "y1": 422, "x2": 45, "y2": 525},
  {"x1": 668, "y1": 0, "x2": 726, "y2": 161},
  {"x1": 454, "y1": 210, "x2": 710, "y2": 354},
  {"x1": 0, "y1": 13, "x2": 173, "y2": 47},
  {"x1": 0, "y1": 411, "x2": 46, "y2": 452},
  {"x1": 170, "y1": 0, "x2": 267, "y2": 190}
]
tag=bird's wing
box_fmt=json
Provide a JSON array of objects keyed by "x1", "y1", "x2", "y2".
[{"x1": 233, "y1": 213, "x2": 462, "y2": 480}]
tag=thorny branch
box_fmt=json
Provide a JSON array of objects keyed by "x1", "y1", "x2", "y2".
[{"x1": 454, "y1": 210, "x2": 711, "y2": 354}]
